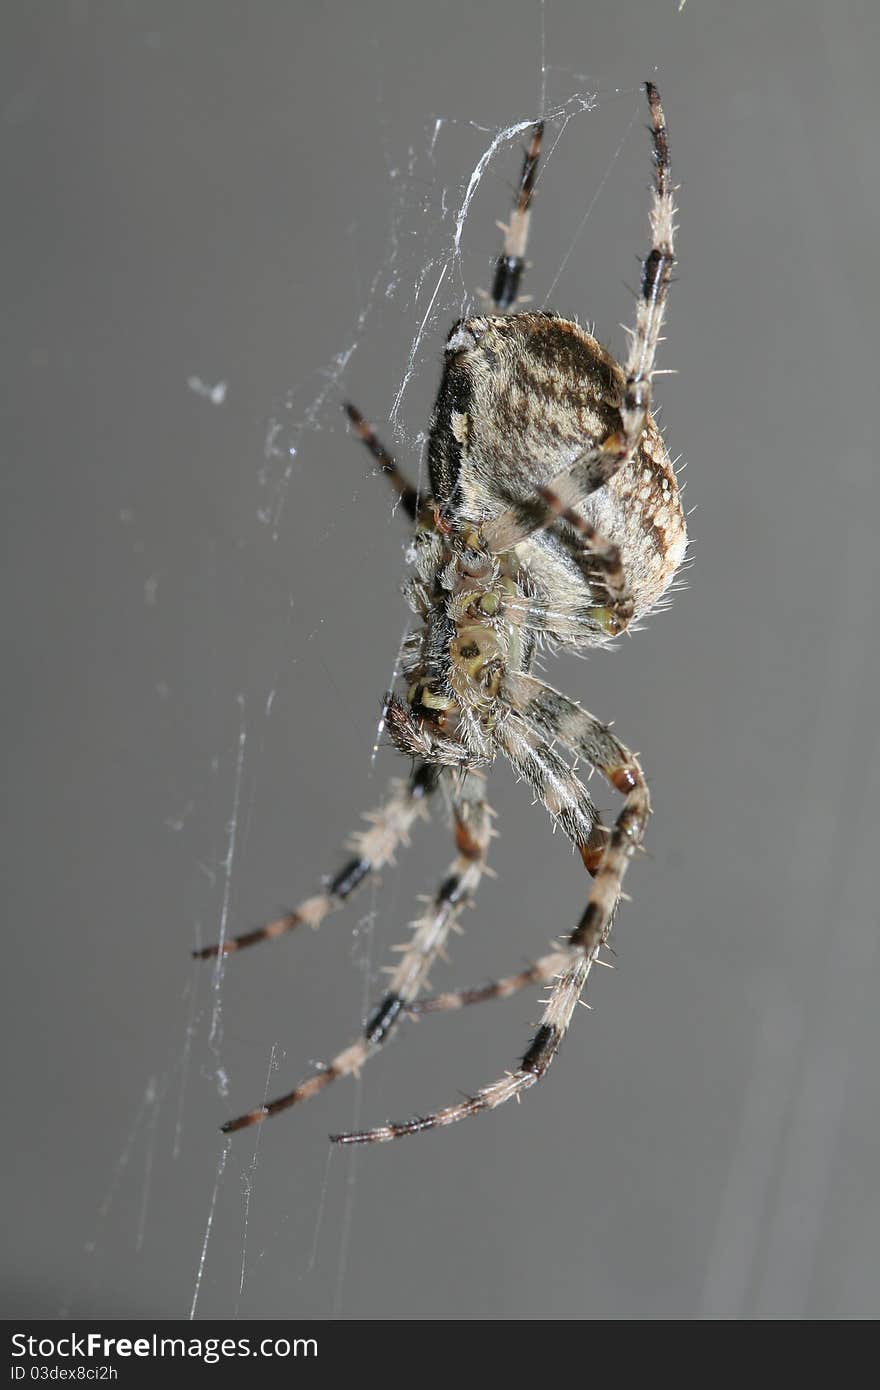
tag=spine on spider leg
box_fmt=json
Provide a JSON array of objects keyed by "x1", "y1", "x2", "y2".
[
  {"x1": 192, "y1": 762, "x2": 439, "y2": 960},
  {"x1": 491, "y1": 121, "x2": 544, "y2": 312}
]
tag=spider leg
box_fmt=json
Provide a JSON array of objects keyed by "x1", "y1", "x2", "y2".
[
  {"x1": 384, "y1": 693, "x2": 479, "y2": 767},
  {"x1": 490, "y1": 121, "x2": 544, "y2": 312},
  {"x1": 408, "y1": 949, "x2": 572, "y2": 1015},
  {"x1": 618, "y1": 83, "x2": 675, "y2": 467},
  {"x1": 408, "y1": 708, "x2": 622, "y2": 1017},
  {"x1": 332, "y1": 678, "x2": 648, "y2": 1144},
  {"x1": 331, "y1": 958, "x2": 586, "y2": 1144},
  {"x1": 494, "y1": 486, "x2": 639, "y2": 642},
  {"x1": 502, "y1": 589, "x2": 610, "y2": 646},
  {"x1": 343, "y1": 402, "x2": 426, "y2": 522},
  {"x1": 536, "y1": 485, "x2": 634, "y2": 636},
  {"x1": 495, "y1": 710, "x2": 607, "y2": 874},
  {"x1": 221, "y1": 770, "x2": 493, "y2": 1133},
  {"x1": 553, "y1": 82, "x2": 674, "y2": 500},
  {"x1": 506, "y1": 672, "x2": 650, "y2": 928},
  {"x1": 483, "y1": 82, "x2": 675, "y2": 552},
  {"x1": 194, "y1": 763, "x2": 437, "y2": 959},
  {"x1": 408, "y1": 719, "x2": 617, "y2": 1016}
]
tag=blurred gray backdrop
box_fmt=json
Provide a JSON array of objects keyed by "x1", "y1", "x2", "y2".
[{"x1": 3, "y1": 0, "x2": 879, "y2": 1321}]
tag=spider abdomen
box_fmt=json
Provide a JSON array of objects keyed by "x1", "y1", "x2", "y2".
[{"x1": 429, "y1": 312, "x2": 686, "y2": 636}]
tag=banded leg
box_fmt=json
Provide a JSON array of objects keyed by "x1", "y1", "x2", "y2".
[
  {"x1": 332, "y1": 680, "x2": 648, "y2": 1144},
  {"x1": 483, "y1": 82, "x2": 675, "y2": 553},
  {"x1": 409, "y1": 718, "x2": 616, "y2": 1016},
  {"x1": 343, "y1": 402, "x2": 425, "y2": 522},
  {"x1": 408, "y1": 949, "x2": 571, "y2": 1015},
  {"x1": 506, "y1": 670, "x2": 650, "y2": 914},
  {"x1": 496, "y1": 710, "x2": 606, "y2": 876},
  {"x1": 615, "y1": 82, "x2": 675, "y2": 475},
  {"x1": 384, "y1": 692, "x2": 476, "y2": 767},
  {"x1": 502, "y1": 588, "x2": 616, "y2": 647},
  {"x1": 221, "y1": 771, "x2": 493, "y2": 1134},
  {"x1": 194, "y1": 763, "x2": 437, "y2": 960},
  {"x1": 409, "y1": 700, "x2": 616, "y2": 1017},
  {"x1": 537, "y1": 484, "x2": 634, "y2": 635},
  {"x1": 491, "y1": 122, "x2": 544, "y2": 312},
  {"x1": 331, "y1": 957, "x2": 585, "y2": 1144}
]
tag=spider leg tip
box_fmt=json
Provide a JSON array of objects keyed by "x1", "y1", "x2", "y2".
[
  {"x1": 193, "y1": 940, "x2": 230, "y2": 960},
  {"x1": 221, "y1": 1108, "x2": 267, "y2": 1135}
]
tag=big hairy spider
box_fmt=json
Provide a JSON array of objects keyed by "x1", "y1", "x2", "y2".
[{"x1": 197, "y1": 83, "x2": 686, "y2": 1144}]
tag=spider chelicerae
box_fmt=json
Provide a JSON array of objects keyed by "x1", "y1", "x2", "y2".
[{"x1": 197, "y1": 82, "x2": 686, "y2": 1144}]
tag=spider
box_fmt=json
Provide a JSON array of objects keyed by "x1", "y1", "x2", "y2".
[{"x1": 197, "y1": 83, "x2": 686, "y2": 1144}]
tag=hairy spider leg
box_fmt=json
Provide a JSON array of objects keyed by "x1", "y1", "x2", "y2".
[
  {"x1": 194, "y1": 764, "x2": 437, "y2": 959},
  {"x1": 408, "y1": 950, "x2": 573, "y2": 1015},
  {"x1": 332, "y1": 675, "x2": 646, "y2": 1144},
  {"x1": 221, "y1": 771, "x2": 493, "y2": 1133},
  {"x1": 484, "y1": 83, "x2": 675, "y2": 553},
  {"x1": 536, "y1": 485, "x2": 634, "y2": 636},
  {"x1": 342, "y1": 402, "x2": 426, "y2": 521},
  {"x1": 408, "y1": 693, "x2": 616, "y2": 1018},
  {"x1": 490, "y1": 121, "x2": 544, "y2": 312},
  {"x1": 498, "y1": 589, "x2": 612, "y2": 646}
]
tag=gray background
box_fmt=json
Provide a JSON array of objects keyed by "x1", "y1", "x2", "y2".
[{"x1": 3, "y1": 0, "x2": 879, "y2": 1321}]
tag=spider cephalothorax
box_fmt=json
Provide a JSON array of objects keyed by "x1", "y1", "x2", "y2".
[{"x1": 197, "y1": 84, "x2": 687, "y2": 1144}]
